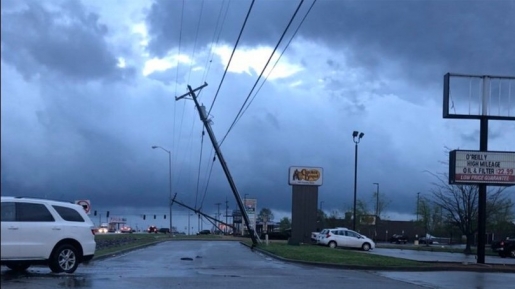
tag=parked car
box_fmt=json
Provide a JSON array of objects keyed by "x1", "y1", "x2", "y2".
[
  {"x1": 147, "y1": 226, "x2": 158, "y2": 233},
  {"x1": 312, "y1": 229, "x2": 329, "y2": 244},
  {"x1": 261, "y1": 230, "x2": 291, "y2": 240},
  {"x1": 419, "y1": 237, "x2": 434, "y2": 244},
  {"x1": 389, "y1": 234, "x2": 409, "y2": 244},
  {"x1": 491, "y1": 237, "x2": 515, "y2": 258},
  {"x1": 197, "y1": 229, "x2": 211, "y2": 235},
  {"x1": 313, "y1": 228, "x2": 348, "y2": 244},
  {"x1": 1, "y1": 196, "x2": 96, "y2": 273},
  {"x1": 318, "y1": 228, "x2": 375, "y2": 251},
  {"x1": 311, "y1": 232, "x2": 320, "y2": 242},
  {"x1": 158, "y1": 228, "x2": 170, "y2": 234}
]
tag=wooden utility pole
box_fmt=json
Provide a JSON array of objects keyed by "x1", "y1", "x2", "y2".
[{"x1": 176, "y1": 83, "x2": 259, "y2": 246}]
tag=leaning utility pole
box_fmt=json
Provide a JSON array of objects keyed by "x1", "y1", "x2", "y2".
[{"x1": 176, "y1": 83, "x2": 259, "y2": 246}]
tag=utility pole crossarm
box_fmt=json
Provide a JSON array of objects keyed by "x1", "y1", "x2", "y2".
[{"x1": 175, "y1": 82, "x2": 208, "y2": 101}]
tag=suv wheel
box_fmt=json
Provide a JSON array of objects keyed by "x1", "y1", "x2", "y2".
[
  {"x1": 362, "y1": 243, "x2": 371, "y2": 251},
  {"x1": 50, "y1": 244, "x2": 79, "y2": 273},
  {"x1": 328, "y1": 241, "x2": 337, "y2": 248},
  {"x1": 6, "y1": 263, "x2": 30, "y2": 272}
]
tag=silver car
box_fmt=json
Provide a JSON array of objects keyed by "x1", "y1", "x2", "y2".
[{"x1": 318, "y1": 228, "x2": 375, "y2": 251}]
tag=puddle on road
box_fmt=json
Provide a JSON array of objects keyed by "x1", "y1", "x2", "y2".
[{"x1": 58, "y1": 276, "x2": 92, "y2": 288}]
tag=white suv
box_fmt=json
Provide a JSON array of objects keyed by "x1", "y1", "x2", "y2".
[
  {"x1": 319, "y1": 228, "x2": 375, "y2": 251},
  {"x1": 1, "y1": 196, "x2": 96, "y2": 273}
]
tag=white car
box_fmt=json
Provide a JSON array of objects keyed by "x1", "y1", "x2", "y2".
[
  {"x1": 319, "y1": 228, "x2": 375, "y2": 251},
  {"x1": 311, "y1": 231, "x2": 320, "y2": 242},
  {"x1": 1, "y1": 196, "x2": 96, "y2": 273},
  {"x1": 313, "y1": 228, "x2": 348, "y2": 244},
  {"x1": 312, "y1": 229, "x2": 328, "y2": 244}
]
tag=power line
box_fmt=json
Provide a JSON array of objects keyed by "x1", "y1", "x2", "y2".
[
  {"x1": 187, "y1": 0, "x2": 206, "y2": 84},
  {"x1": 207, "y1": 0, "x2": 256, "y2": 116},
  {"x1": 195, "y1": 1, "x2": 317, "y2": 199},
  {"x1": 237, "y1": 0, "x2": 318, "y2": 124},
  {"x1": 196, "y1": 2, "x2": 231, "y2": 206},
  {"x1": 219, "y1": 0, "x2": 306, "y2": 146},
  {"x1": 173, "y1": 91, "x2": 202, "y2": 190},
  {"x1": 202, "y1": 0, "x2": 231, "y2": 83},
  {"x1": 195, "y1": 130, "x2": 206, "y2": 209},
  {"x1": 172, "y1": 0, "x2": 187, "y2": 188},
  {"x1": 199, "y1": 154, "x2": 216, "y2": 210},
  {"x1": 174, "y1": 0, "x2": 185, "y2": 97}
]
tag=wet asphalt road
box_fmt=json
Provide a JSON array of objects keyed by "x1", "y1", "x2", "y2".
[{"x1": 1, "y1": 241, "x2": 514, "y2": 289}]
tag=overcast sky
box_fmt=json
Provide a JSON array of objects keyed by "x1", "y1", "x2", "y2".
[{"x1": 2, "y1": 0, "x2": 515, "y2": 232}]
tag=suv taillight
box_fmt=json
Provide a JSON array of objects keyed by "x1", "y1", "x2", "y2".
[{"x1": 91, "y1": 229, "x2": 96, "y2": 235}]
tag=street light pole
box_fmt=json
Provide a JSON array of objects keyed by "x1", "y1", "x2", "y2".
[
  {"x1": 188, "y1": 213, "x2": 191, "y2": 235},
  {"x1": 417, "y1": 192, "x2": 420, "y2": 222},
  {"x1": 243, "y1": 194, "x2": 249, "y2": 235},
  {"x1": 152, "y1": 146, "x2": 173, "y2": 235},
  {"x1": 373, "y1": 182, "x2": 379, "y2": 242},
  {"x1": 373, "y1": 183, "x2": 379, "y2": 217},
  {"x1": 352, "y1": 131, "x2": 364, "y2": 231}
]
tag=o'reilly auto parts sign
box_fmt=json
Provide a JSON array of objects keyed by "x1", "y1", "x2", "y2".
[{"x1": 449, "y1": 150, "x2": 515, "y2": 186}]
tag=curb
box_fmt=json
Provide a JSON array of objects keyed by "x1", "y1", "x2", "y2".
[{"x1": 242, "y1": 242, "x2": 515, "y2": 273}]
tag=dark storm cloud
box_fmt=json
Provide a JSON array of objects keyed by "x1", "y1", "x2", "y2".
[
  {"x1": 3, "y1": 0, "x2": 513, "y2": 222},
  {"x1": 1, "y1": 0, "x2": 124, "y2": 81},
  {"x1": 146, "y1": 0, "x2": 515, "y2": 85},
  {"x1": 145, "y1": 0, "x2": 301, "y2": 57}
]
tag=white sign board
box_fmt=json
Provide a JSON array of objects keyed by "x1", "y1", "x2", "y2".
[
  {"x1": 449, "y1": 150, "x2": 515, "y2": 186},
  {"x1": 75, "y1": 200, "x2": 91, "y2": 214},
  {"x1": 288, "y1": 166, "x2": 323, "y2": 186},
  {"x1": 108, "y1": 217, "x2": 127, "y2": 223}
]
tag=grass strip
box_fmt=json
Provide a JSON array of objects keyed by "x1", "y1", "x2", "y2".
[
  {"x1": 257, "y1": 243, "x2": 430, "y2": 267},
  {"x1": 93, "y1": 233, "x2": 227, "y2": 257}
]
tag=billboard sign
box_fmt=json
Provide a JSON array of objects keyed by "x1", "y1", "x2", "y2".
[
  {"x1": 360, "y1": 215, "x2": 377, "y2": 226},
  {"x1": 449, "y1": 150, "x2": 515, "y2": 186},
  {"x1": 244, "y1": 198, "x2": 257, "y2": 214},
  {"x1": 288, "y1": 166, "x2": 323, "y2": 186},
  {"x1": 108, "y1": 217, "x2": 127, "y2": 224}
]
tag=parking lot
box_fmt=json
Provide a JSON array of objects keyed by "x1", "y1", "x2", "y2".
[
  {"x1": 370, "y1": 247, "x2": 515, "y2": 265},
  {"x1": 368, "y1": 244, "x2": 515, "y2": 265}
]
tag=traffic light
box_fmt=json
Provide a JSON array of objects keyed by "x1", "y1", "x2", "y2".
[
  {"x1": 106, "y1": 211, "x2": 110, "y2": 218},
  {"x1": 154, "y1": 215, "x2": 156, "y2": 219},
  {"x1": 164, "y1": 215, "x2": 166, "y2": 219},
  {"x1": 143, "y1": 215, "x2": 146, "y2": 220},
  {"x1": 94, "y1": 210, "x2": 97, "y2": 216}
]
